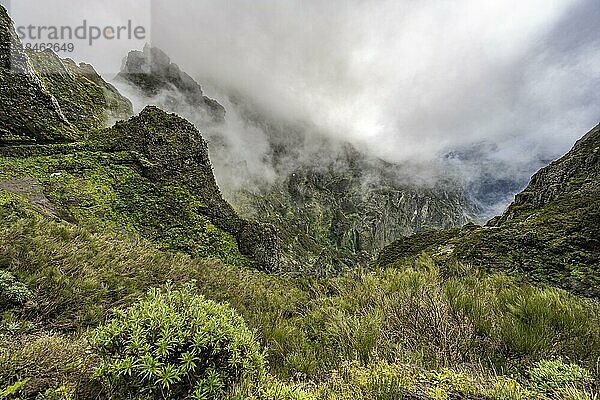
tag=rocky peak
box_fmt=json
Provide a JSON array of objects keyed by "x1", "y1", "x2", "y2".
[
  {"x1": 110, "y1": 105, "x2": 214, "y2": 187},
  {"x1": 117, "y1": 44, "x2": 225, "y2": 123}
]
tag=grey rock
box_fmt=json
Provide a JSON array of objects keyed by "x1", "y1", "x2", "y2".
[{"x1": 117, "y1": 44, "x2": 225, "y2": 123}]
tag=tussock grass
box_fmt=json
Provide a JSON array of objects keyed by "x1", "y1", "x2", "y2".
[{"x1": 1, "y1": 195, "x2": 599, "y2": 398}]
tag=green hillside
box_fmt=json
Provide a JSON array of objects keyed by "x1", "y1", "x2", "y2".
[
  {"x1": 379, "y1": 124, "x2": 600, "y2": 297},
  {"x1": 1, "y1": 4, "x2": 599, "y2": 400}
]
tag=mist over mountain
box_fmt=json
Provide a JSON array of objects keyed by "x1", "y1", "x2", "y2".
[
  {"x1": 4, "y1": 1, "x2": 599, "y2": 212},
  {"x1": 98, "y1": 0, "x2": 600, "y2": 217},
  {"x1": 114, "y1": 45, "x2": 480, "y2": 272},
  {"x1": 2, "y1": 3, "x2": 600, "y2": 398},
  {"x1": 144, "y1": 1, "x2": 599, "y2": 197}
]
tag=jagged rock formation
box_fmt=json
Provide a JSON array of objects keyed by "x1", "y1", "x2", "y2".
[
  {"x1": 0, "y1": 7, "x2": 278, "y2": 271},
  {"x1": 117, "y1": 45, "x2": 225, "y2": 123},
  {"x1": 116, "y1": 46, "x2": 479, "y2": 274},
  {"x1": 27, "y1": 50, "x2": 133, "y2": 130},
  {"x1": 0, "y1": 5, "x2": 75, "y2": 144},
  {"x1": 378, "y1": 124, "x2": 600, "y2": 296}
]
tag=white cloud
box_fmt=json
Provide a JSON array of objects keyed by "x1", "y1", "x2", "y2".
[{"x1": 10, "y1": 0, "x2": 597, "y2": 192}]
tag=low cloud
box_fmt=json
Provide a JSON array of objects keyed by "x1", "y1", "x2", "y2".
[
  {"x1": 88, "y1": 0, "x2": 599, "y2": 211},
  {"x1": 145, "y1": 0, "x2": 598, "y2": 164}
]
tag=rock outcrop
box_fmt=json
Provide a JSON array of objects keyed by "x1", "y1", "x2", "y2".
[
  {"x1": 117, "y1": 45, "x2": 225, "y2": 123},
  {"x1": 378, "y1": 124, "x2": 600, "y2": 297},
  {"x1": 107, "y1": 107, "x2": 279, "y2": 270},
  {"x1": 0, "y1": 4, "x2": 75, "y2": 145}
]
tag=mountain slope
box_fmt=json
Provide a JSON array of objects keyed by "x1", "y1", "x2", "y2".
[
  {"x1": 116, "y1": 46, "x2": 479, "y2": 274},
  {"x1": 378, "y1": 123, "x2": 600, "y2": 296},
  {"x1": 0, "y1": 6, "x2": 75, "y2": 144},
  {"x1": 26, "y1": 49, "x2": 133, "y2": 130},
  {"x1": 496, "y1": 124, "x2": 600, "y2": 223},
  {"x1": 0, "y1": 107, "x2": 279, "y2": 269},
  {"x1": 232, "y1": 143, "x2": 477, "y2": 274},
  {"x1": 0, "y1": 6, "x2": 278, "y2": 270}
]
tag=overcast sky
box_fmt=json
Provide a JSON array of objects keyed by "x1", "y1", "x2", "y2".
[
  {"x1": 146, "y1": 0, "x2": 600, "y2": 165},
  {"x1": 6, "y1": 0, "x2": 600, "y2": 174}
]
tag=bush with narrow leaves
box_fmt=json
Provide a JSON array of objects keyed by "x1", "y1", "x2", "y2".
[
  {"x1": 90, "y1": 284, "x2": 266, "y2": 399},
  {"x1": 0, "y1": 270, "x2": 32, "y2": 309}
]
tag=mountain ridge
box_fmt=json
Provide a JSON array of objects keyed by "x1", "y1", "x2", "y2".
[
  {"x1": 116, "y1": 45, "x2": 481, "y2": 274},
  {"x1": 378, "y1": 123, "x2": 600, "y2": 296}
]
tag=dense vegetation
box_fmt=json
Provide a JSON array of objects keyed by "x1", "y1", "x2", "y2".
[
  {"x1": 1, "y1": 4, "x2": 599, "y2": 399},
  {"x1": 1, "y1": 192, "x2": 599, "y2": 398}
]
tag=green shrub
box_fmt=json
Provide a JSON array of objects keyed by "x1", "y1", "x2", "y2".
[
  {"x1": 0, "y1": 270, "x2": 33, "y2": 309},
  {"x1": 488, "y1": 377, "x2": 533, "y2": 400},
  {"x1": 318, "y1": 360, "x2": 411, "y2": 400},
  {"x1": 0, "y1": 379, "x2": 29, "y2": 399},
  {"x1": 90, "y1": 283, "x2": 266, "y2": 399},
  {"x1": 41, "y1": 385, "x2": 76, "y2": 400},
  {"x1": 315, "y1": 360, "x2": 517, "y2": 400},
  {"x1": 256, "y1": 377, "x2": 317, "y2": 400},
  {"x1": 527, "y1": 360, "x2": 592, "y2": 394}
]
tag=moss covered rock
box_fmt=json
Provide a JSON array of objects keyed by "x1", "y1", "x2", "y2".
[
  {"x1": 0, "y1": 4, "x2": 76, "y2": 145},
  {"x1": 101, "y1": 106, "x2": 279, "y2": 270}
]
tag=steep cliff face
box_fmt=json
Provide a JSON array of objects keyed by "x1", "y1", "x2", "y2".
[
  {"x1": 0, "y1": 7, "x2": 278, "y2": 270},
  {"x1": 116, "y1": 45, "x2": 225, "y2": 123},
  {"x1": 378, "y1": 124, "x2": 600, "y2": 296},
  {"x1": 27, "y1": 50, "x2": 133, "y2": 130},
  {"x1": 234, "y1": 143, "x2": 477, "y2": 273},
  {"x1": 1, "y1": 3, "x2": 133, "y2": 145},
  {"x1": 0, "y1": 5, "x2": 75, "y2": 144},
  {"x1": 116, "y1": 46, "x2": 479, "y2": 274},
  {"x1": 495, "y1": 123, "x2": 600, "y2": 224}
]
